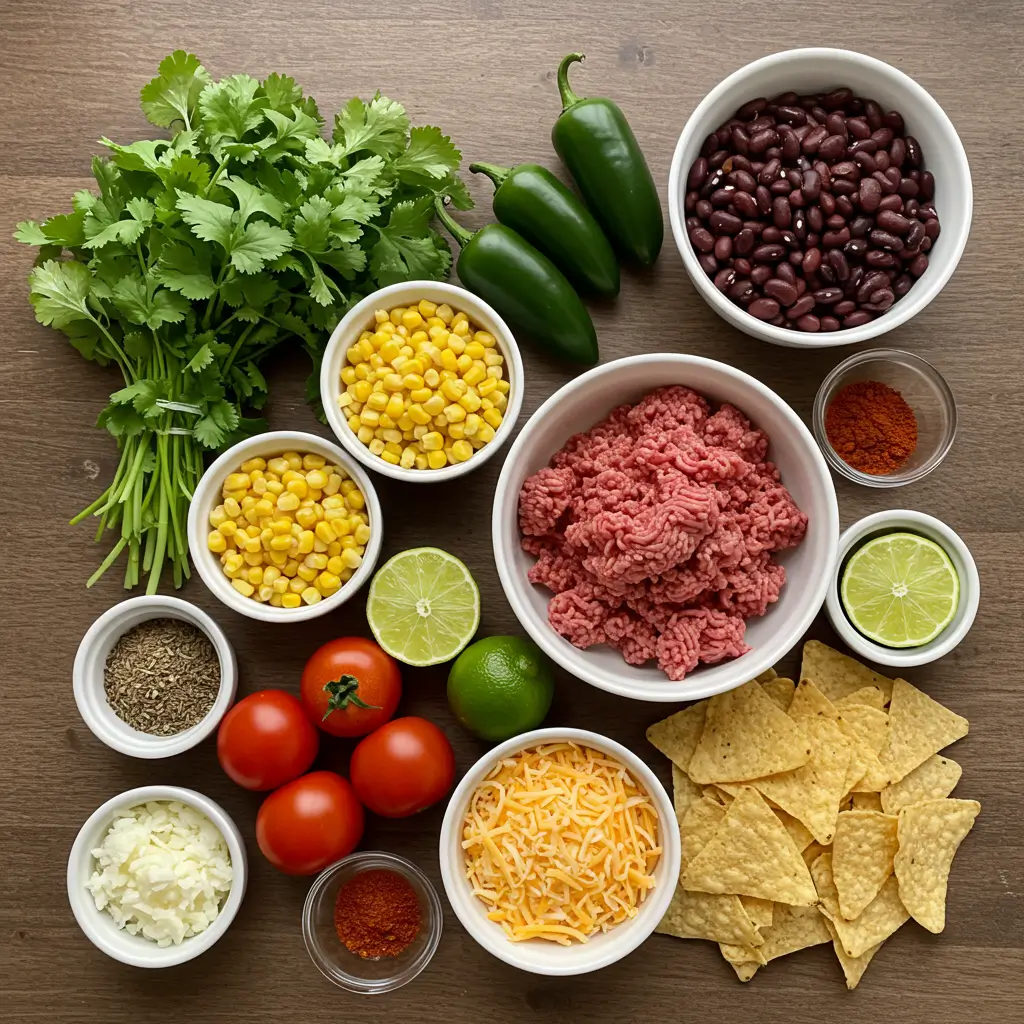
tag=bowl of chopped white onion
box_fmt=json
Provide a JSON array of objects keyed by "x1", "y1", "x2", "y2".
[{"x1": 67, "y1": 786, "x2": 247, "y2": 968}]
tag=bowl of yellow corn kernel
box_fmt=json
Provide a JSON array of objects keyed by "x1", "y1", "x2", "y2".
[
  {"x1": 186, "y1": 430, "x2": 383, "y2": 622},
  {"x1": 320, "y1": 282, "x2": 523, "y2": 480}
]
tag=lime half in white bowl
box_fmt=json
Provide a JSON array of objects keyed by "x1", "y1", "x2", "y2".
[{"x1": 841, "y1": 532, "x2": 959, "y2": 647}]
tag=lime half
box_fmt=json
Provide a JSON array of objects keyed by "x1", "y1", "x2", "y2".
[
  {"x1": 366, "y1": 547, "x2": 480, "y2": 666},
  {"x1": 841, "y1": 532, "x2": 959, "y2": 648}
]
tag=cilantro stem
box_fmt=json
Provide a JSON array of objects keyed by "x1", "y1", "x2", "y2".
[
  {"x1": 70, "y1": 487, "x2": 112, "y2": 526},
  {"x1": 222, "y1": 322, "x2": 257, "y2": 377},
  {"x1": 205, "y1": 157, "x2": 231, "y2": 197},
  {"x1": 85, "y1": 536, "x2": 128, "y2": 588}
]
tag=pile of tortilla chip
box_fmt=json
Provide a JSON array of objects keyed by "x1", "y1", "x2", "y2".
[{"x1": 647, "y1": 641, "x2": 980, "y2": 989}]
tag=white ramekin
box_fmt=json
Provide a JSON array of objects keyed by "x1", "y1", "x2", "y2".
[
  {"x1": 67, "y1": 785, "x2": 247, "y2": 968},
  {"x1": 320, "y1": 281, "x2": 524, "y2": 482},
  {"x1": 668, "y1": 48, "x2": 973, "y2": 348},
  {"x1": 492, "y1": 353, "x2": 839, "y2": 703},
  {"x1": 72, "y1": 595, "x2": 237, "y2": 759},
  {"x1": 825, "y1": 509, "x2": 980, "y2": 667},
  {"x1": 439, "y1": 728, "x2": 680, "y2": 976},
  {"x1": 186, "y1": 430, "x2": 382, "y2": 622}
]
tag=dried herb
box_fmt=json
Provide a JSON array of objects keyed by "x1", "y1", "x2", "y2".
[{"x1": 104, "y1": 617, "x2": 220, "y2": 735}]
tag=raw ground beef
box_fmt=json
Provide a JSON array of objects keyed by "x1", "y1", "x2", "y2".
[{"x1": 518, "y1": 386, "x2": 808, "y2": 681}]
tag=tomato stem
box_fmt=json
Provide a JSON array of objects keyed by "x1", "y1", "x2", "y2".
[{"x1": 323, "y1": 675, "x2": 381, "y2": 720}]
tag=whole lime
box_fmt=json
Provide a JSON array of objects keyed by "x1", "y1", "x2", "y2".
[{"x1": 447, "y1": 636, "x2": 555, "y2": 742}]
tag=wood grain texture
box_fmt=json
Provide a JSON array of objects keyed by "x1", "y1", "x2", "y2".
[{"x1": 1, "y1": 0, "x2": 1022, "y2": 1019}]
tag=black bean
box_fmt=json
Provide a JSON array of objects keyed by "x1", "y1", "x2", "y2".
[
  {"x1": 709, "y1": 149, "x2": 730, "y2": 170},
  {"x1": 729, "y1": 169, "x2": 758, "y2": 193},
  {"x1": 729, "y1": 277, "x2": 755, "y2": 302},
  {"x1": 813, "y1": 287, "x2": 843, "y2": 304},
  {"x1": 752, "y1": 243, "x2": 786, "y2": 261},
  {"x1": 714, "y1": 236, "x2": 733, "y2": 260},
  {"x1": 822, "y1": 227, "x2": 851, "y2": 247},
  {"x1": 879, "y1": 194, "x2": 904, "y2": 213},
  {"x1": 714, "y1": 268, "x2": 737, "y2": 292},
  {"x1": 834, "y1": 299, "x2": 857, "y2": 316},
  {"x1": 696, "y1": 199, "x2": 713, "y2": 220},
  {"x1": 883, "y1": 110, "x2": 905, "y2": 134},
  {"x1": 758, "y1": 158, "x2": 782, "y2": 185},
  {"x1": 779, "y1": 126, "x2": 801, "y2": 160},
  {"x1": 802, "y1": 247, "x2": 822, "y2": 274},
  {"x1": 701, "y1": 133, "x2": 718, "y2": 157},
  {"x1": 832, "y1": 179, "x2": 858, "y2": 196},
  {"x1": 776, "y1": 105, "x2": 808, "y2": 126},
  {"x1": 770, "y1": 179, "x2": 793, "y2": 196},
  {"x1": 685, "y1": 190, "x2": 698, "y2": 213},
  {"x1": 823, "y1": 88, "x2": 853, "y2": 109},
  {"x1": 801, "y1": 169, "x2": 821, "y2": 200},
  {"x1": 871, "y1": 127, "x2": 894, "y2": 148},
  {"x1": 877, "y1": 209, "x2": 913, "y2": 235},
  {"x1": 710, "y1": 188, "x2": 735, "y2": 208},
  {"x1": 820, "y1": 316, "x2": 841, "y2": 331},
  {"x1": 691, "y1": 227, "x2": 715, "y2": 252},
  {"x1": 730, "y1": 154, "x2": 754, "y2": 172},
  {"x1": 731, "y1": 127, "x2": 751, "y2": 155},
  {"x1": 889, "y1": 137, "x2": 906, "y2": 169},
  {"x1": 777, "y1": 262, "x2": 798, "y2": 285},
  {"x1": 802, "y1": 125, "x2": 828, "y2": 154},
  {"x1": 835, "y1": 195, "x2": 856, "y2": 219},
  {"x1": 755, "y1": 185, "x2": 773, "y2": 213},
  {"x1": 873, "y1": 170, "x2": 898, "y2": 195},
  {"x1": 818, "y1": 135, "x2": 847, "y2": 161},
  {"x1": 687, "y1": 158, "x2": 709, "y2": 190},
  {"x1": 764, "y1": 278, "x2": 798, "y2": 306},
  {"x1": 749, "y1": 297, "x2": 781, "y2": 320},
  {"x1": 843, "y1": 310, "x2": 874, "y2": 327},
  {"x1": 898, "y1": 177, "x2": 920, "y2": 198},
  {"x1": 772, "y1": 196, "x2": 792, "y2": 228},
  {"x1": 854, "y1": 151, "x2": 877, "y2": 174},
  {"x1": 869, "y1": 229, "x2": 903, "y2": 251},
  {"x1": 905, "y1": 199, "x2": 920, "y2": 218},
  {"x1": 797, "y1": 314, "x2": 821, "y2": 331},
  {"x1": 826, "y1": 213, "x2": 846, "y2": 230},
  {"x1": 846, "y1": 117, "x2": 872, "y2": 140},
  {"x1": 870, "y1": 288, "x2": 895, "y2": 310},
  {"x1": 909, "y1": 253, "x2": 929, "y2": 277},
  {"x1": 905, "y1": 135, "x2": 923, "y2": 168},
  {"x1": 828, "y1": 249, "x2": 851, "y2": 280},
  {"x1": 864, "y1": 100, "x2": 884, "y2": 130},
  {"x1": 924, "y1": 218, "x2": 941, "y2": 241},
  {"x1": 893, "y1": 273, "x2": 913, "y2": 297},
  {"x1": 825, "y1": 113, "x2": 847, "y2": 138},
  {"x1": 920, "y1": 171, "x2": 935, "y2": 200},
  {"x1": 874, "y1": 151, "x2": 891, "y2": 172},
  {"x1": 807, "y1": 206, "x2": 824, "y2": 232},
  {"x1": 858, "y1": 271, "x2": 889, "y2": 303},
  {"x1": 749, "y1": 129, "x2": 781, "y2": 154},
  {"x1": 733, "y1": 191, "x2": 759, "y2": 218},
  {"x1": 748, "y1": 115, "x2": 777, "y2": 133},
  {"x1": 709, "y1": 210, "x2": 744, "y2": 236},
  {"x1": 845, "y1": 238, "x2": 868, "y2": 260},
  {"x1": 866, "y1": 249, "x2": 898, "y2": 268},
  {"x1": 734, "y1": 228, "x2": 756, "y2": 255},
  {"x1": 698, "y1": 253, "x2": 717, "y2": 274},
  {"x1": 762, "y1": 226, "x2": 783, "y2": 243},
  {"x1": 786, "y1": 294, "x2": 816, "y2": 319},
  {"x1": 788, "y1": 189, "x2": 806, "y2": 208},
  {"x1": 751, "y1": 264, "x2": 773, "y2": 285},
  {"x1": 832, "y1": 160, "x2": 859, "y2": 180},
  {"x1": 734, "y1": 257, "x2": 752, "y2": 275}
]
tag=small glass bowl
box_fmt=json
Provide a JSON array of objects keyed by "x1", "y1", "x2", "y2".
[
  {"x1": 302, "y1": 851, "x2": 442, "y2": 995},
  {"x1": 812, "y1": 348, "x2": 957, "y2": 488}
]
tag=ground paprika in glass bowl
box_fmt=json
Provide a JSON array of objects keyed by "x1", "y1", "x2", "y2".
[
  {"x1": 812, "y1": 348, "x2": 956, "y2": 488},
  {"x1": 302, "y1": 851, "x2": 443, "y2": 994}
]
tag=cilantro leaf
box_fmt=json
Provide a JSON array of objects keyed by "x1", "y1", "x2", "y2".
[
  {"x1": 111, "y1": 378, "x2": 165, "y2": 419},
  {"x1": 219, "y1": 175, "x2": 285, "y2": 224},
  {"x1": 83, "y1": 198, "x2": 153, "y2": 250},
  {"x1": 185, "y1": 342, "x2": 216, "y2": 372},
  {"x1": 193, "y1": 398, "x2": 240, "y2": 448},
  {"x1": 156, "y1": 243, "x2": 217, "y2": 299},
  {"x1": 200, "y1": 74, "x2": 266, "y2": 142},
  {"x1": 27, "y1": 260, "x2": 95, "y2": 329},
  {"x1": 140, "y1": 50, "x2": 212, "y2": 130},
  {"x1": 97, "y1": 402, "x2": 146, "y2": 439},
  {"x1": 14, "y1": 221, "x2": 50, "y2": 245},
  {"x1": 332, "y1": 94, "x2": 409, "y2": 159},
  {"x1": 261, "y1": 73, "x2": 303, "y2": 113},
  {"x1": 292, "y1": 196, "x2": 332, "y2": 251},
  {"x1": 112, "y1": 275, "x2": 190, "y2": 328},
  {"x1": 394, "y1": 125, "x2": 461, "y2": 181},
  {"x1": 175, "y1": 190, "x2": 235, "y2": 248},
  {"x1": 100, "y1": 138, "x2": 170, "y2": 172},
  {"x1": 40, "y1": 211, "x2": 87, "y2": 248},
  {"x1": 229, "y1": 221, "x2": 292, "y2": 274}
]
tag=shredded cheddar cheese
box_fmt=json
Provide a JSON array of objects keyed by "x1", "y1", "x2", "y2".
[{"x1": 461, "y1": 742, "x2": 661, "y2": 945}]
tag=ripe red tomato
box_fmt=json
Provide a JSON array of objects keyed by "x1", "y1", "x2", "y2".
[
  {"x1": 217, "y1": 690, "x2": 318, "y2": 791},
  {"x1": 255, "y1": 771, "x2": 364, "y2": 876},
  {"x1": 300, "y1": 637, "x2": 402, "y2": 738},
  {"x1": 350, "y1": 717, "x2": 456, "y2": 818}
]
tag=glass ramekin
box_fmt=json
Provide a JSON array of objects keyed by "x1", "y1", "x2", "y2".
[
  {"x1": 302, "y1": 851, "x2": 443, "y2": 995},
  {"x1": 812, "y1": 348, "x2": 957, "y2": 487}
]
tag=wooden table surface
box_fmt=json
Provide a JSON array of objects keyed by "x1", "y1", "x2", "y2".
[{"x1": 2, "y1": 1, "x2": 1022, "y2": 1020}]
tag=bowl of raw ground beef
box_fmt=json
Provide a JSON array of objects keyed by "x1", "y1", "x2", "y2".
[{"x1": 492, "y1": 354, "x2": 838, "y2": 702}]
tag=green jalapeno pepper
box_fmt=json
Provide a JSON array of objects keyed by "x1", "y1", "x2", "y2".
[
  {"x1": 469, "y1": 161, "x2": 620, "y2": 298},
  {"x1": 433, "y1": 197, "x2": 598, "y2": 366},
  {"x1": 551, "y1": 52, "x2": 663, "y2": 268}
]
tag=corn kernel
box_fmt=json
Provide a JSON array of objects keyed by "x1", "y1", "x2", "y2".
[
  {"x1": 297, "y1": 530, "x2": 315, "y2": 554},
  {"x1": 368, "y1": 438, "x2": 386, "y2": 456},
  {"x1": 366, "y1": 391, "x2": 389, "y2": 412},
  {"x1": 277, "y1": 491, "x2": 300, "y2": 512},
  {"x1": 354, "y1": 363, "x2": 370, "y2": 380},
  {"x1": 400, "y1": 447, "x2": 417, "y2": 469},
  {"x1": 281, "y1": 593, "x2": 302, "y2": 609},
  {"x1": 381, "y1": 450, "x2": 400, "y2": 464},
  {"x1": 464, "y1": 341, "x2": 485, "y2": 360},
  {"x1": 427, "y1": 450, "x2": 448, "y2": 469},
  {"x1": 301, "y1": 587, "x2": 322, "y2": 605},
  {"x1": 296, "y1": 564, "x2": 317, "y2": 583},
  {"x1": 218, "y1": 520, "x2": 238, "y2": 537},
  {"x1": 422, "y1": 431, "x2": 445, "y2": 451},
  {"x1": 451, "y1": 439, "x2": 473, "y2": 462},
  {"x1": 414, "y1": 454, "x2": 428, "y2": 470},
  {"x1": 418, "y1": 299, "x2": 437, "y2": 318},
  {"x1": 265, "y1": 479, "x2": 284, "y2": 495},
  {"x1": 452, "y1": 318, "x2": 470, "y2": 336},
  {"x1": 385, "y1": 393, "x2": 406, "y2": 420},
  {"x1": 342, "y1": 548, "x2": 363, "y2": 570},
  {"x1": 459, "y1": 390, "x2": 482, "y2": 413},
  {"x1": 246, "y1": 566, "x2": 264, "y2": 585},
  {"x1": 356, "y1": 426, "x2": 374, "y2": 444},
  {"x1": 304, "y1": 552, "x2": 329, "y2": 570},
  {"x1": 456, "y1": 353, "x2": 473, "y2": 373},
  {"x1": 477, "y1": 376, "x2": 498, "y2": 396},
  {"x1": 447, "y1": 422, "x2": 465, "y2": 440},
  {"x1": 462, "y1": 364, "x2": 486, "y2": 388},
  {"x1": 464, "y1": 413, "x2": 483, "y2": 436},
  {"x1": 341, "y1": 365, "x2": 358, "y2": 385},
  {"x1": 477, "y1": 422, "x2": 496, "y2": 444},
  {"x1": 441, "y1": 377, "x2": 467, "y2": 401},
  {"x1": 360, "y1": 409, "x2": 380, "y2": 428},
  {"x1": 313, "y1": 521, "x2": 334, "y2": 545},
  {"x1": 443, "y1": 403, "x2": 467, "y2": 423},
  {"x1": 231, "y1": 578, "x2": 255, "y2": 597},
  {"x1": 440, "y1": 348, "x2": 458, "y2": 372},
  {"x1": 436, "y1": 303, "x2": 454, "y2": 324},
  {"x1": 224, "y1": 472, "x2": 250, "y2": 493},
  {"x1": 346, "y1": 489, "x2": 365, "y2": 511},
  {"x1": 208, "y1": 530, "x2": 227, "y2": 553},
  {"x1": 487, "y1": 365, "x2": 504, "y2": 380}
]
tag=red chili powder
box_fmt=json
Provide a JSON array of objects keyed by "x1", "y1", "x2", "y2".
[
  {"x1": 333, "y1": 868, "x2": 421, "y2": 959},
  {"x1": 825, "y1": 380, "x2": 918, "y2": 475}
]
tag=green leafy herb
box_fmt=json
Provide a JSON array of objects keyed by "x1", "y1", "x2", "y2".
[{"x1": 15, "y1": 50, "x2": 468, "y2": 592}]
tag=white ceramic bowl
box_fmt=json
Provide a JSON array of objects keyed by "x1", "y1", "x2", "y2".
[
  {"x1": 668, "y1": 48, "x2": 973, "y2": 348},
  {"x1": 187, "y1": 430, "x2": 382, "y2": 622},
  {"x1": 73, "y1": 595, "x2": 237, "y2": 758},
  {"x1": 825, "y1": 509, "x2": 979, "y2": 667},
  {"x1": 439, "y1": 728, "x2": 680, "y2": 976},
  {"x1": 320, "y1": 281, "x2": 524, "y2": 482},
  {"x1": 67, "y1": 785, "x2": 247, "y2": 968},
  {"x1": 493, "y1": 353, "x2": 839, "y2": 702}
]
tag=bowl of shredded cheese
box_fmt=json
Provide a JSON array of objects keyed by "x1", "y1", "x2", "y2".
[
  {"x1": 67, "y1": 786, "x2": 247, "y2": 967},
  {"x1": 438, "y1": 728, "x2": 680, "y2": 975}
]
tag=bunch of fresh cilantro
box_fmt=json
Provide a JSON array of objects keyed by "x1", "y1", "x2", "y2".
[{"x1": 15, "y1": 51, "x2": 470, "y2": 593}]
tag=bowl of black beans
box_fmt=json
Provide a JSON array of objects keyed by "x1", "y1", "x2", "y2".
[{"x1": 668, "y1": 48, "x2": 972, "y2": 346}]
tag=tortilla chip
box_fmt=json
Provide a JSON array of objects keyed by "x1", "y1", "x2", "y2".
[
  {"x1": 836, "y1": 686, "x2": 887, "y2": 711},
  {"x1": 704, "y1": 785, "x2": 736, "y2": 805},
  {"x1": 687, "y1": 681, "x2": 810, "y2": 784},
  {"x1": 759, "y1": 903, "x2": 832, "y2": 961},
  {"x1": 762, "y1": 676, "x2": 796, "y2": 711},
  {"x1": 802, "y1": 640, "x2": 893, "y2": 704},
  {"x1": 673, "y1": 764, "x2": 703, "y2": 821},
  {"x1": 880, "y1": 755, "x2": 962, "y2": 816},
  {"x1": 720, "y1": 941, "x2": 767, "y2": 966},
  {"x1": 832, "y1": 810, "x2": 899, "y2": 920},
  {"x1": 740, "y1": 896, "x2": 774, "y2": 931},
  {"x1": 802, "y1": 841, "x2": 827, "y2": 867},
  {"x1": 812, "y1": 852, "x2": 909, "y2": 958},
  {"x1": 879, "y1": 679, "x2": 968, "y2": 784},
  {"x1": 657, "y1": 884, "x2": 763, "y2": 946},
  {"x1": 894, "y1": 798, "x2": 980, "y2": 933},
  {"x1": 840, "y1": 704, "x2": 890, "y2": 792},
  {"x1": 728, "y1": 959, "x2": 761, "y2": 982},
  {"x1": 682, "y1": 787, "x2": 817, "y2": 905},
  {"x1": 751, "y1": 681, "x2": 852, "y2": 845},
  {"x1": 681, "y1": 796, "x2": 726, "y2": 865},
  {"x1": 755, "y1": 667, "x2": 778, "y2": 683},
  {"x1": 647, "y1": 701, "x2": 706, "y2": 774},
  {"x1": 851, "y1": 792, "x2": 884, "y2": 812},
  {"x1": 775, "y1": 809, "x2": 814, "y2": 852},
  {"x1": 825, "y1": 919, "x2": 882, "y2": 990}
]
